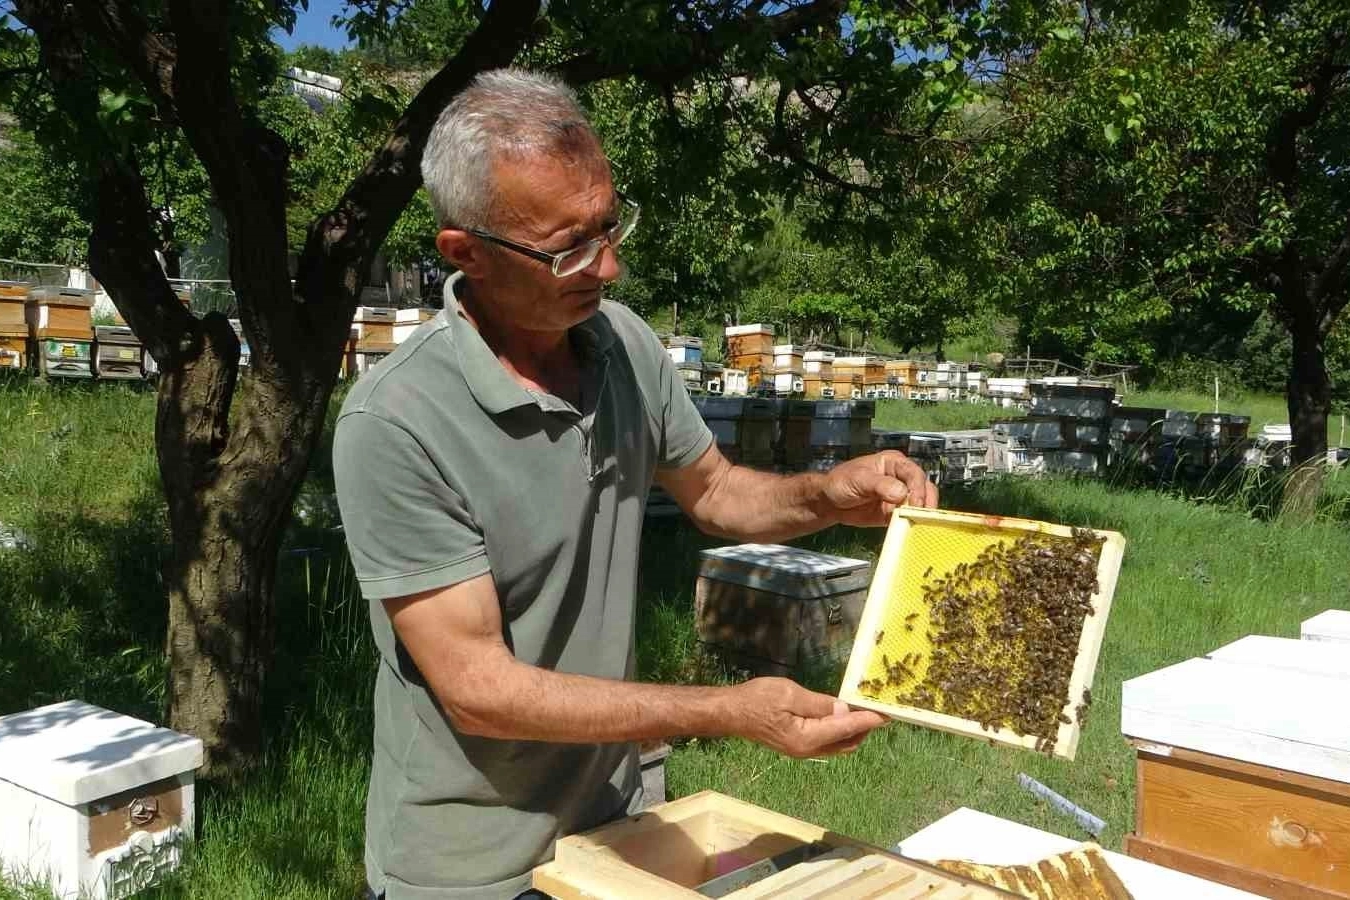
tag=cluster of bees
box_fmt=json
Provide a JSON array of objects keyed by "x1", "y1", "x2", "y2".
[{"x1": 858, "y1": 528, "x2": 1104, "y2": 752}]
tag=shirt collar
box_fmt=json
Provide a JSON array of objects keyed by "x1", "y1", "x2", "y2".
[{"x1": 445, "y1": 273, "x2": 615, "y2": 416}]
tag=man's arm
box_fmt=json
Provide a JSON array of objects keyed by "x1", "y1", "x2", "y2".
[
  {"x1": 389, "y1": 572, "x2": 886, "y2": 756},
  {"x1": 655, "y1": 444, "x2": 940, "y2": 543}
]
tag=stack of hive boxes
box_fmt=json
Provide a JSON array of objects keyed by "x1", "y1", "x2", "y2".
[
  {"x1": 802, "y1": 350, "x2": 834, "y2": 399},
  {"x1": 771, "y1": 399, "x2": 815, "y2": 470},
  {"x1": 939, "y1": 429, "x2": 991, "y2": 483},
  {"x1": 0, "y1": 282, "x2": 30, "y2": 371},
  {"x1": 933, "y1": 362, "x2": 968, "y2": 402},
  {"x1": 28, "y1": 287, "x2": 95, "y2": 379},
  {"x1": 808, "y1": 400, "x2": 875, "y2": 471},
  {"x1": 990, "y1": 380, "x2": 1116, "y2": 476},
  {"x1": 692, "y1": 396, "x2": 776, "y2": 468},
  {"x1": 964, "y1": 369, "x2": 988, "y2": 401},
  {"x1": 986, "y1": 376, "x2": 1030, "y2": 408},
  {"x1": 885, "y1": 360, "x2": 918, "y2": 398},
  {"x1": 724, "y1": 323, "x2": 775, "y2": 392},
  {"x1": 92, "y1": 326, "x2": 144, "y2": 379},
  {"x1": 665, "y1": 336, "x2": 705, "y2": 394},
  {"x1": 770, "y1": 344, "x2": 804, "y2": 395},
  {"x1": 908, "y1": 361, "x2": 940, "y2": 402},
  {"x1": 352, "y1": 306, "x2": 397, "y2": 374},
  {"x1": 834, "y1": 355, "x2": 886, "y2": 399}
]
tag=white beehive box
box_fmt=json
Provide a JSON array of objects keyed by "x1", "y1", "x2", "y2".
[
  {"x1": 0, "y1": 701, "x2": 203, "y2": 899},
  {"x1": 393, "y1": 308, "x2": 436, "y2": 344},
  {"x1": 1301, "y1": 609, "x2": 1350, "y2": 643}
]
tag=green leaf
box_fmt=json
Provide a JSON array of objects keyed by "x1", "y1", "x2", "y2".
[
  {"x1": 1050, "y1": 26, "x2": 1078, "y2": 41},
  {"x1": 1103, "y1": 123, "x2": 1121, "y2": 145}
]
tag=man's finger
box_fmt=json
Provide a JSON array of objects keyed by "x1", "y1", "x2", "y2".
[
  {"x1": 787, "y1": 684, "x2": 844, "y2": 719},
  {"x1": 883, "y1": 453, "x2": 933, "y2": 509},
  {"x1": 798, "y1": 709, "x2": 887, "y2": 749}
]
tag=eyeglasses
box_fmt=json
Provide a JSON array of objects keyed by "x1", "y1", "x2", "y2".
[{"x1": 466, "y1": 193, "x2": 640, "y2": 278}]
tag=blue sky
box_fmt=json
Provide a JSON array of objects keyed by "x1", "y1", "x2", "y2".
[{"x1": 272, "y1": 0, "x2": 353, "y2": 50}]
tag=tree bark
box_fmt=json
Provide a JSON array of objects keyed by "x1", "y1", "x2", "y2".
[{"x1": 1282, "y1": 317, "x2": 1329, "y2": 520}]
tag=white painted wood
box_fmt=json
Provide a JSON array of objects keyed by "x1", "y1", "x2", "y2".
[
  {"x1": 897, "y1": 807, "x2": 1262, "y2": 900},
  {"x1": 1121, "y1": 657, "x2": 1350, "y2": 783},
  {"x1": 724, "y1": 323, "x2": 774, "y2": 337},
  {"x1": 0, "y1": 700, "x2": 202, "y2": 806},
  {"x1": 1302, "y1": 609, "x2": 1350, "y2": 643},
  {"x1": 1207, "y1": 634, "x2": 1350, "y2": 679},
  {"x1": 0, "y1": 701, "x2": 199, "y2": 899}
]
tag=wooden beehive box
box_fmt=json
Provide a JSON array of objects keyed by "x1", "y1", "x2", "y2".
[
  {"x1": 28, "y1": 287, "x2": 95, "y2": 340},
  {"x1": 0, "y1": 334, "x2": 27, "y2": 371},
  {"x1": 534, "y1": 790, "x2": 1013, "y2": 899},
  {"x1": 352, "y1": 306, "x2": 397, "y2": 351},
  {"x1": 725, "y1": 323, "x2": 775, "y2": 359},
  {"x1": 92, "y1": 326, "x2": 144, "y2": 380},
  {"x1": 0, "y1": 281, "x2": 31, "y2": 336},
  {"x1": 839, "y1": 508, "x2": 1125, "y2": 760},
  {"x1": 36, "y1": 338, "x2": 94, "y2": 379},
  {"x1": 1121, "y1": 632, "x2": 1350, "y2": 899},
  {"x1": 695, "y1": 543, "x2": 871, "y2": 672},
  {"x1": 0, "y1": 700, "x2": 203, "y2": 900}
]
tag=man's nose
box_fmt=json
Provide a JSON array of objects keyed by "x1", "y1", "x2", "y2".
[{"x1": 589, "y1": 242, "x2": 623, "y2": 283}]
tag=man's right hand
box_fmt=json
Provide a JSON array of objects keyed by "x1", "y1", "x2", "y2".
[{"x1": 731, "y1": 677, "x2": 889, "y2": 758}]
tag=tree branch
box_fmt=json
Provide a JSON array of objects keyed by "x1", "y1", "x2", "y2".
[
  {"x1": 294, "y1": 0, "x2": 541, "y2": 331},
  {"x1": 11, "y1": 0, "x2": 193, "y2": 365},
  {"x1": 768, "y1": 81, "x2": 892, "y2": 206},
  {"x1": 551, "y1": 0, "x2": 845, "y2": 87}
]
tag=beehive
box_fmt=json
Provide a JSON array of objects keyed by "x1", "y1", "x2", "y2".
[
  {"x1": 666, "y1": 336, "x2": 703, "y2": 365},
  {"x1": 1029, "y1": 382, "x2": 1116, "y2": 419},
  {"x1": 28, "y1": 287, "x2": 95, "y2": 340},
  {"x1": 803, "y1": 350, "x2": 834, "y2": 376},
  {"x1": 0, "y1": 701, "x2": 203, "y2": 900},
  {"x1": 771, "y1": 344, "x2": 804, "y2": 375},
  {"x1": 36, "y1": 338, "x2": 94, "y2": 379},
  {"x1": 1122, "y1": 633, "x2": 1350, "y2": 898},
  {"x1": 92, "y1": 326, "x2": 144, "y2": 380},
  {"x1": 393, "y1": 307, "x2": 436, "y2": 344},
  {"x1": 724, "y1": 323, "x2": 774, "y2": 359},
  {"x1": 352, "y1": 306, "x2": 397, "y2": 351},
  {"x1": 534, "y1": 791, "x2": 1012, "y2": 900},
  {"x1": 695, "y1": 543, "x2": 871, "y2": 672},
  {"x1": 838, "y1": 508, "x2": 1125, "y2": 759},
  {"x1": 0, "y1": 281, "x2": 31, "y2": 340}
]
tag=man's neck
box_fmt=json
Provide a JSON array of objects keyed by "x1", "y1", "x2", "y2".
[{"x1": 457, "y1": 279, "x2": 578, "y2": 392}]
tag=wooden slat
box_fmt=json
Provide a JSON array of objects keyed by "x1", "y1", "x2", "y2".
[
  {"x1": 1123, "y1": 658, "x2": 1350, "y2": 783},
  {"x1": 1124, "y1": 835, "x2": 1346, "y2": 900},
  {"x1": 1134, "y1": 753, "x2": 1350, "y2": 895},
  {"x1": 1131, "y1": 741, "x2": 1350, "y2": 801}
]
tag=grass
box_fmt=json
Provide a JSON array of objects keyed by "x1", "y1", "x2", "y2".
[{"x1": 2, "y1": 378, "x2": 1348, "y2": 897}]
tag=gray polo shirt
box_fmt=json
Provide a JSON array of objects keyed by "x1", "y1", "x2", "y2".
[{"x1": 332, "y1": 277, "x2": 713, "y2": 899}]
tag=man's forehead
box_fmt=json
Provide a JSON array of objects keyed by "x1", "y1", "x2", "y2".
[{"x1": 491, "y1": 152, "x2": 615, "y2": 236}]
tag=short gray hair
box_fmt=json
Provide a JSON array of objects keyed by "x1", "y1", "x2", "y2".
[{"x1": 421, "y1": 68, "x2": 602, "y2": 230}]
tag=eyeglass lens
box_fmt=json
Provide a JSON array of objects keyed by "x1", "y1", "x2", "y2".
[{"x1": 554, "y1": 205, "x2": 639, "y2": 277}]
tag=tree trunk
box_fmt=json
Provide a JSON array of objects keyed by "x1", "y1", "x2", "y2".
[
  {"x1": 1282, "y1": 320, "x2": 1329, "y2": 521},
  {"x1": 154, "y1": 312, "x2": 338, "y2": 774}
]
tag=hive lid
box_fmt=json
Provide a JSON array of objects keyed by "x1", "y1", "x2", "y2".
[
  {"x1": 0, "y1": 700, "x2": 204, "y2": 805},
  {"x1": 29, "y1": 287, "x2": 95, "y2": 307},
  {"x1": 723, "y1": 323, "x2": 774, "y2": 336},
  {"x1": 1123, "y1": 636, "x2": 1350, "y2": 783},
  {"x1": 395, "y1": 307, "x2": 436, "y2": 323},
  {"x1": 699, "y1": 543, "x2": 871, "y2": 598}
]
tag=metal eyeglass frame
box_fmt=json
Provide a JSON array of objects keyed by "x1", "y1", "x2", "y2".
[{"x1": 465, "y1": 193, "x2": 641, "y2": 278}]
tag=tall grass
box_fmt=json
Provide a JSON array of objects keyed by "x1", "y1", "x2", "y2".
[{"x1": 2, "y1": 381, "x2": 1348, "y2": 897}]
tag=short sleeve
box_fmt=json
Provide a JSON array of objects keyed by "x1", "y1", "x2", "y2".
[
  {"x1": 651, "y1": 335, "x2": 715, "y2": 469},
  {"x1": 333, "y1": 411, "x2": 490, "y2": 601}
]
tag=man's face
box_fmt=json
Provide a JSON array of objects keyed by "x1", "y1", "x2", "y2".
[{"x1": 462, "y1": 148, "x2": 623, "y2": 334}]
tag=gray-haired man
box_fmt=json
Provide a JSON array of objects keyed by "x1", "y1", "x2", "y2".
[{"x1": 333, "y1": 68, "x2": 937, "y2": 899}]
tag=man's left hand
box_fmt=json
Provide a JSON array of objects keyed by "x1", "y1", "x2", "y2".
[{"x1": 816, "y1": 450, "x2": 939, "y2": 527}]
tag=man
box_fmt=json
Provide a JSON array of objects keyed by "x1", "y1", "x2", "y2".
[{"x1": 333, "y1": 68, "x2": 938, "y2": 900}]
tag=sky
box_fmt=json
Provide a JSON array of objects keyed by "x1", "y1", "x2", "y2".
[{"x1": 272, "y1": 0, "x2": 354, "y2": 51}]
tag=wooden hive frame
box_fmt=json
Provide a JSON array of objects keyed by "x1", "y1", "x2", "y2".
[
  {"x1": 838, "y1": 508, "x2": 1125, "y2": 760},
  {"x1": 534, "y1": 790, "x2": 1014, "y2": 899}
]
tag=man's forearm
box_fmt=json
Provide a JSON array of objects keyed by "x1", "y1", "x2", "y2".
[
  {"x1": 691, "y1": 464, "x2": 834, "y2": 542},
  {"x1": 442, "y1": 657, "x2": 742, "y2": 744}
]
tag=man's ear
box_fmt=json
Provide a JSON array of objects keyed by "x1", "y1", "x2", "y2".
[{"x1": 437, "y1": 229, "x2": 487, "y2": 277}]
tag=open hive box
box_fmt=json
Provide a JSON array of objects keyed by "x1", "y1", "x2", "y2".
[
  {"x1": 839, "y1": 508, "x2": 1125, "y2": 760},
  {"x1": 534, "y1": 791, "x2": 1015, "y2": 899}
]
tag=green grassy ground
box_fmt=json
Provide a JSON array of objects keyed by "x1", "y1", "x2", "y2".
[{"x1": 2, "y1": 378, "x2": 1348, "y2": 898}]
